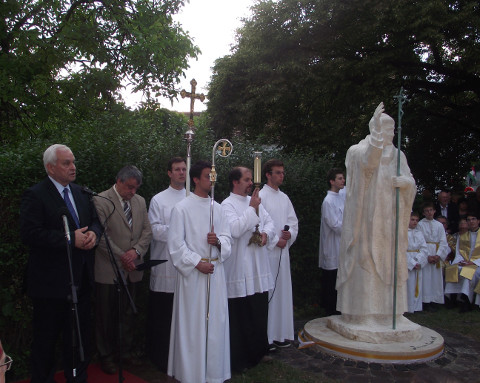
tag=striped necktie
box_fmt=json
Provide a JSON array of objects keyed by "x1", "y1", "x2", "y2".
[
  {"x1": 63, "y1": 188, "x2": 80, "y2": 228},
  {"x1": 123, "y1": 200, "x2": 132, "y2": 227}
]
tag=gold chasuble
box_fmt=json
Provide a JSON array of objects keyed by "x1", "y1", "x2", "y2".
[
  {"x1": 458, "y1": 230, "x2": 480, "y2": 262},
  {"x1": 448, "y1": 231, "x2": 480, "y2": 281}
]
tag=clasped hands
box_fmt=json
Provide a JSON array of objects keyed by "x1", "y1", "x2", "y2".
[
  {"x1": 74, "y1": 227, "x2": 97, "y2": 250},
  {"x1": 120, "y1": 249, "x2": 138, "y2": 272}
]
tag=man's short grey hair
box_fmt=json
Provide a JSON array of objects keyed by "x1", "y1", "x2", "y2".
[
  {"x1": 116, "y1": 165, "x2": 143, "y2": 185},
  {"x1": 43, "y1": 144, "x2": 72, "y2": 173}
]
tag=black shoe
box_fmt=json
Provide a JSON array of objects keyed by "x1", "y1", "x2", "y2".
[
  {"x1": 268, "y1": 343, "x2": 277, "y2": 352},
  {"x1": 273, "y1": 340, "x2": 290, "y2": 348}
]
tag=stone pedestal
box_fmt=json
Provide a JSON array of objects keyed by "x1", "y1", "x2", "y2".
[
  {"x1": 327, "y1": 314, "x2": 422, "y2": 344},
  {"x1": 303, "y1": 317, "x2": 444, "y2": 364}
]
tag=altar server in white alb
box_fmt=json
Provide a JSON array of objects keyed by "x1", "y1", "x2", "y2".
[
  {"x1": 221, "y1": 166, "x2": 276, "y2": 371},
  {"x1": 167, "y1": 160, "x2": 232, "y2": 383},
  {"x1": 146, "y1": 157, "x2": 186, "y2": 372},
  {"x1": 406, "y1": 212, "x2": 429, "y2": 313},
  {"x1": 318, "y1": 168, "x2": 346, "y2": 316},
  {"x1": 259, "y1": 159, "x2": 299, "y2": 348},
  {"x1": 418, "y1": 202, "x2": 449, "y2": 309},
  {"x1": 444, "y1": 212, "x2": 480, "y2": 312}
]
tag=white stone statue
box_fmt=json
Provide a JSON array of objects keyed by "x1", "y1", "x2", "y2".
[{"x1": 328, "y1": 102, "x2": 419, "y2": 343}]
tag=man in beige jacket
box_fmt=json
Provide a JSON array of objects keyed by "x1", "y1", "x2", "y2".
[{"x1": 94, "y1": 165, "x2": 152, "y2": 374}]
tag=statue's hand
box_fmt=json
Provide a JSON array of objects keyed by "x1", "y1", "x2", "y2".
[
  {"x1": 373, "y1": 102, "x2": 384, "y2": 130},
  {"x1": 392, "y1": 175, "x2": 412, "y2": 189}
]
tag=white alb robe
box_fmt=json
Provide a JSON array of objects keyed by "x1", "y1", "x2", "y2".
[
  {"x1": 406, "y1": 228, "x2": 428, "y2": 313},
  {"x1": 259, "y1": 184, "x2": 299, "y2": 344},
  {"x1": 148, "y1": 186, "x2": 186, "y2": 293},
  {"x1": 167, "y1": 194, "x2": 232, "y2": 383},
  {"x1": 417, "y1": 218, "x2": 449, "y2": 303},
  {"x1": 319, "y1": 190, "x2": 345, "y2": 270},
  {"x1": 221, "y1": 193, "x2": 275, "y2": 298},
  {"x1": 444, "y1": 230, "x2": 480, "y2": 303}
]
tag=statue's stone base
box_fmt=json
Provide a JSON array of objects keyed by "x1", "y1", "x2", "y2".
[
  {"x1": 303, "y1": 317, "x2": 444, "y2": 364},
  {"x1": 327, "y1": 314, "x2": 422, "y2": 344}
]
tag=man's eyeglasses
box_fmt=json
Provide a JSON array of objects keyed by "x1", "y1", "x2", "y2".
[
  {"x1": 0, "y1": 354, "x2": 13, "y2": 371},
  {"x1": 270, "y1": 171, "x2": 285, "y2": 176}
]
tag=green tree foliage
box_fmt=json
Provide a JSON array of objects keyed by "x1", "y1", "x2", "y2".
[
  {"x1": 0, "y1": 0, "x2": 199, "y2": 142},
  {"x1": 207, "y1": 0, "x2": 480, "y2": 190}
]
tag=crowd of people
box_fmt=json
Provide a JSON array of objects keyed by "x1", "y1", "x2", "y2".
[
  {"x1": 11, "y1": 142, "x2": 480, "y2": 383},
  {"x1": 17, "y1": 144, "x2": 298, "y2": 383},
  {"x1": 318, "y1": 169, "x2": 480, "y2": 317}
]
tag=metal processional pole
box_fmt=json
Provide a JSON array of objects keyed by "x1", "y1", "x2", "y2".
[
  {"x1": 205, "y1": 138, "x2": 232, "y2": 371},
  {"x1": 393, "y1": 87, "x2": 406, "y2": 329},
  {"x1": 181, "y1": 79, "x2": 205, "y2": 195}
]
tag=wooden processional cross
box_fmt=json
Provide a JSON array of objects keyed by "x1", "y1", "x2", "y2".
[{"x1": 180, "y1": 78, "x2": 206, "y2": 127}]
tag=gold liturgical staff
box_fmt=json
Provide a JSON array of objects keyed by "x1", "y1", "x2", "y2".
[{"x1": 249, "y1": 151, "x2": 263, "y2": 246}]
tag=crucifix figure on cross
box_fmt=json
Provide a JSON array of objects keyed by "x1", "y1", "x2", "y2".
[{"x1": 180, "y1": 78, "x2": 206, "y2": 127}]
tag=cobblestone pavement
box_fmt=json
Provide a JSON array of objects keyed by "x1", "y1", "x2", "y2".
[
  {"x1": 132, "y1": 319, "x2": 480, "y2": 383},
  {"x1": 268, "y1": 320, "x2": 480, "y2": 383}
]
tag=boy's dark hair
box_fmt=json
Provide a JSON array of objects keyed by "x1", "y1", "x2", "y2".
[
  {"x1": 167, "y1": 157, "x2": 186, "y2": 172},
  {"x1": 262, "y1": 159, "x2": 284, "y2": 179},
  {"x1": 422, "y1": 201, "x2": 435, "y2": 211},
  {"x1": 190, "y1": 160, "x2": 211, "y2": 188},
  {"x1": 326, "y1": 168, "x2": 344, "y2": 189}
]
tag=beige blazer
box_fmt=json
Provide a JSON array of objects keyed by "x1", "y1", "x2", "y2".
[{"x1": 94, "y1": 186, "x2": 152, "y2": 284}]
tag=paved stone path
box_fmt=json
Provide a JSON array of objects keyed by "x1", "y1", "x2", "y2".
[
  {"x1": 269, "y1": 320, "x2": 480, "y2": 383},
  {"x1": 134, "y1": 319, "x2": 480, "y2": 383}
]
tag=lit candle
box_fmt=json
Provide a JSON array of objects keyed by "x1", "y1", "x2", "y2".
[{"x1": 253, "y1": 152, "x2": 262, "y2": 185}]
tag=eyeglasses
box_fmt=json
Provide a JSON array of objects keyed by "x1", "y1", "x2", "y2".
[
  {"x1": 0, "y1": 354, "x2": 12, "y2": 371},
  {"x1": 270, "y1": 171, "x2": 285, "y2": 176}
]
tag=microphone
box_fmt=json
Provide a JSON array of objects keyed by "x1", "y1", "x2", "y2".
[
  {"x1": 59, "y1": 207, "x2": 71, "y2": 243},
  {"x1": 81, "y1": 186, "x2": 98, "y2": 196},
  {"x1": 284, "y1": 225, "x2": 290, "y2": 231}
]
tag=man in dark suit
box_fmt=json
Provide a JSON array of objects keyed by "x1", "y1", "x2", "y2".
[
  {"x1": 435, "y1": 189, "x2": 459, "y2": 234},
  {"x1": 93, "y1": 165, "x2": 152, "y2": 374},
  {"x1": 20, "y1": 144, "x2": 102, "y2": 383}
]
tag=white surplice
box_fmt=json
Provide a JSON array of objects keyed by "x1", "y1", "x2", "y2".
[
  {"x1": 318, "y1": 190, "x2": 345, "y2": 270},
  {"x1": 148, "y1": 186, "x2": 186, "y2": 293},
  {"x1": 259, "y1": 184, "x2": 299, "y2": 344},
  {"x1": 406, "y1": 228, "x2": 428, "y2": 312},
  {"x1": 167, "y1": 194, "x2": 232, "y2": 383},
  {"x1": 221, "y1": 193, "x2": 275, "y2": 298},
  {"x1": 417, "y1": 218, "x2": 449, "y2": 303}
]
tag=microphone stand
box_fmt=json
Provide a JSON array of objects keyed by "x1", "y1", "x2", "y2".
[
  {"x1": 89, "y1": 194, "x2": 137, "y2": 383},
  {"x1": 63, "y1": 216, "x2": 84, "y2": 383}
]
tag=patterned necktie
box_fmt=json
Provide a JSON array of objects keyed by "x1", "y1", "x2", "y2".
[
  {"x1": 123, "y1": 200, "x2": 132, "y2": 227},
  {"x1": 63, "y1": 188, "x2": 80, "y2": 228}
]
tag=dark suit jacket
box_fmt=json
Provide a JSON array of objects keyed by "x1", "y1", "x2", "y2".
[
  {"x1": 434, "y1": 202, "x2": 459, "y2": 233},
  {"x1": 20, "y1": 178, "x2": 103, "y2": 299}
]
